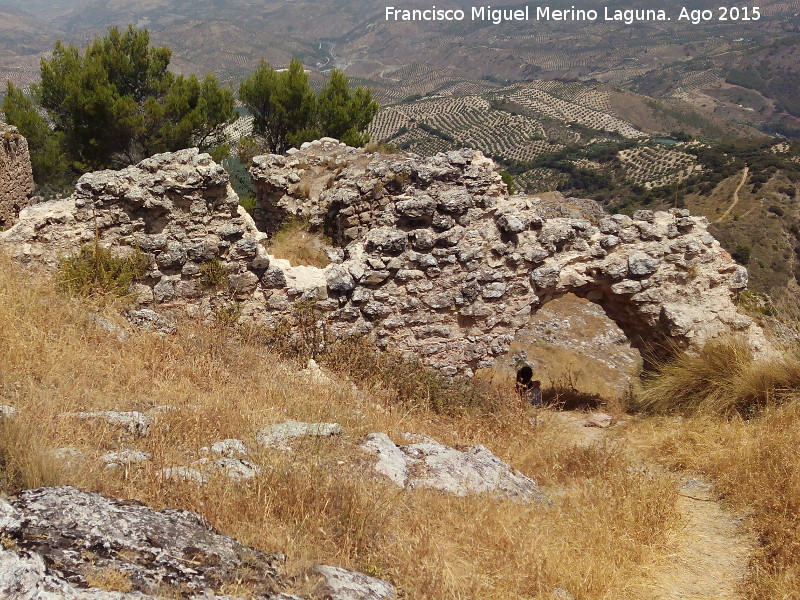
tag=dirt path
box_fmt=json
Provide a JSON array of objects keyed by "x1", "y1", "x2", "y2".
[
  {"x1": 715, "y1": 167, "x2": 749, "y2": 223},
  {"x1": 544, "y1": 412, "x2": 754, "y2": 599},
  {"x1": 644, "y1": 476, "x2": 753, "y2": 599}
]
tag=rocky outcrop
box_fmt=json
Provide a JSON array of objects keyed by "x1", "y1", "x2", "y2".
[
  {"x1": 313, "y1": 565, "x2": 396, "y2": 600},
  {"x1": 0, "y1": 487, "x2": 282, "y2": 597},
  {"x1": 256, "y1": 420, "x2": 344, "y2": 450},
  {"x1": 0, "y1": 486, "x2": 392, "y2": 599},
  {"x1": 360, "y1": 433, "x2": 548, "y2": 501},
  {"x1": 0, "y1": 123, "x2": 35, "y2": 228},
  {"x1": 0, "y1": 140, "x2": 767, "y2": 377}
]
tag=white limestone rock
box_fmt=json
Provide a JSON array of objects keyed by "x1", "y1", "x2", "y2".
[
  {"x1": 361, "y1": 433, "x2": 548, "y2": 501},
  {"x1": 256, "y1": 420, "x2": 343, "y2": 450},
  {"x1": 314, "y1": 565, "x2": 396, "y2": 600}
]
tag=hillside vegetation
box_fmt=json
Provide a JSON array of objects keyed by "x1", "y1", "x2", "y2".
[{"x1": 2, "y1": 247, "x2": 800, "y2": 598}]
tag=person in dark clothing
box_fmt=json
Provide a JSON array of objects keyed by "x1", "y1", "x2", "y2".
[{"x1": 516, "y1": 366, "x2": 543, "y2": 407}]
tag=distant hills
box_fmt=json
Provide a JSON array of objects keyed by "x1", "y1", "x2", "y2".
[
  {"x1": 1, "y1": 0, "x2": 799, "y2": 306},
  {"x1": 1, "y1": 0, "x2": 798, "y2": 136}
]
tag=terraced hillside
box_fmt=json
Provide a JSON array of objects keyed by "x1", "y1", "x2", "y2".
[
  {"x1": 363, "y1": 80, "x2": 800, "y2": 310},
  {"x1": 367, "y1": 80, "x2": 743, "y2": 196}
]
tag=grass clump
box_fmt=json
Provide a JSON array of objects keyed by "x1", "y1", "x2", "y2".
[
  {"x1": 635, "y1": 335, "x2": 800, "y2": 416},
  {"x1": 199, "y1": 258, "x2": 230, "y2": 291},
  {"x1": 319, "y1": 337, "x2": 506, "y2": 414},
  {"x1": 269, "y1": 219, "x2": 330, "y2": 268},
  {"x1": 58, "y1": 244, "x2": 148, "y2": 298}
]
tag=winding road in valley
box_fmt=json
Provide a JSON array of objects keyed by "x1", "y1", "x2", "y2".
[{"x1": 715, "y1": 166, "x2": 749, "y2": 223}]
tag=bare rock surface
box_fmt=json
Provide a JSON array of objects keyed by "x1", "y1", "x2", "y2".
[
  {"x1": 361, "y1": 433, "x2": 548, "y2": 501},
  {"x1": 201, "y1": 438, "x2": 249, "y2": 457},
  {"x1": 0, "y1": 549, "x2": 162, "y2": 599},
  {"x1": 0, "y1": 404, "x2": 17, "y2": 419},
  {"x1": 313, "y1": 565, "x2": 396, "y2": 600},
  {"x1": 194, "y1": 457, "x2": 264, "y2": 481},
  {"x1": 59, "y1": 411, "x2": 153, "y2": 436},
  {"x1": 256, "y1": 420, "x2": 344, "y2": 450},
  {"x1": 0, "y1": 486, "x2": 282, "y2": 597},
  {"x1": 100, "y1": 449, "x2": 152, "y2": 469},
  {"x1": 584, "y1": 412, "x2": 614, "y2": 428},
  {"x1": 51, "y1": 447, "x2": 86, "y2": 465}
]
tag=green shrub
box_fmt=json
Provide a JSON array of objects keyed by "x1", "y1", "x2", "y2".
[
  {"x1": 239, "y1": 195, "x2": 257, "y2": 215},
  {"x1": 732, "y1": 245, "x2": 752, "y2": 265},
  {"x1": 767, "y1": 205, "x2": 785, "y2": 217},
  {"x1": 58, "y1": 244, "x2": 148, "y2": 297},
  {"x1": 500, "y1": 171, "x2": 516, "y2": 194},
  {"x1": 212, "y1": 301, "x2": 242, "y2": 327},
  {"x1": 199, "y1": 259, "x2": 229, "y2": 291}
]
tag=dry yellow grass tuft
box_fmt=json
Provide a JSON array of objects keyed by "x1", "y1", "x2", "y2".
[
  {"x1": 635, "y1": 335, "x2": 800, "y2": 416},
  {"x1": 84, "y1": 566, "x2": 134, "y2": 593},
  {"x1": 0, "y1": 252, "x2": 685, "y2": 599},
  {"x1": 268, "y1": 219, "x2": 331, "y2": 268}
]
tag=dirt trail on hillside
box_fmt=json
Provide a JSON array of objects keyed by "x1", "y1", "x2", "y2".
[
  {"x1": 544, "y1": 412, "x2": 754, "y2": 599},
  {"x1": 715, "y1": 167, "x2": 749, "y2": 223},
  {"x1": 644, "y1": 476, "x2": 753, "y2": 599}
]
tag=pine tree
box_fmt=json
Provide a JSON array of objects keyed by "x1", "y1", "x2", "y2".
[
  {"x1": 2, "y1": 82, "x2": 70, "y2": 188},
  {"x1": 317, "y1": 69, "x2": 378, "y2": 147},
  {"x1": 3, "y1": 25, "x2": 235, "y2": 176},
  {"x1": 240, "y1": 61, "x2": 378, "y2": 153}
]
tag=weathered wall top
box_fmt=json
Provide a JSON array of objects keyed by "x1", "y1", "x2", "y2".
[
  {"x1": 0, "y1": 123, "x2": 35, "y2": 228},
  {"x1": 0, "y1": 139, "x2": 766, "y2": 376}
]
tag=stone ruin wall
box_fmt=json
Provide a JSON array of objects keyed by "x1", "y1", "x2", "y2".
[
  {"x1": 0, "y1": 136, "x2": 767, "y2": 377},
  {"x1": 0, "y1": 123, "x2": 35, "y2": 228}
]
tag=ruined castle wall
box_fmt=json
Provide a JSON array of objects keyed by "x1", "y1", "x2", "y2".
[
  {"x1": 0, "y1": 123, "x2": 35, "y2": 228},
  {"x1": 0, "y1": 140, "x2": 766, "y2": 377},
  {"x1": 250, "y1": 139, "x2": 763, "y2": 376}
]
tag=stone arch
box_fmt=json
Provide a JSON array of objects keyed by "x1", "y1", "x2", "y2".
[
  {"x1": 497, "y1": 292, "x2": 641, "y2": 402},
  {"x1": 248, "y1": 140, "x2": 765, "y2": 377}
]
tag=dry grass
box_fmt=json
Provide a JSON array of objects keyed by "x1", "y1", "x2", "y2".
[
  {"x1": 628, "y1": 334, "x2": 800, "y2": 600},
  {"x1": 84, "y1": 566, "x2": 134, "y2": 593},
  {"x1": 635, "y1": 335, "x2": 800, "y2": 416},
  {"x1": 636, "y1": 402, "x2": 800, "y2": 599},
  {"x1": 0, "y1": 253, "x2": 682, "y2": 599},
  {"x1": 268, "y1": 219, "x2": 331, "y2": 268}
]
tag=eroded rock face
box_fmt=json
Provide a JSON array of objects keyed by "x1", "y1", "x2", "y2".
[
  {"x1": 0, "y1": 141, "x2": 766, "y2": 377},
  {"x1": 0, "y1": 123, "x2": 35, "y2": 228},
  {"x1": 0, "y1": 487, "x2": 282, "y2": 596}
]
